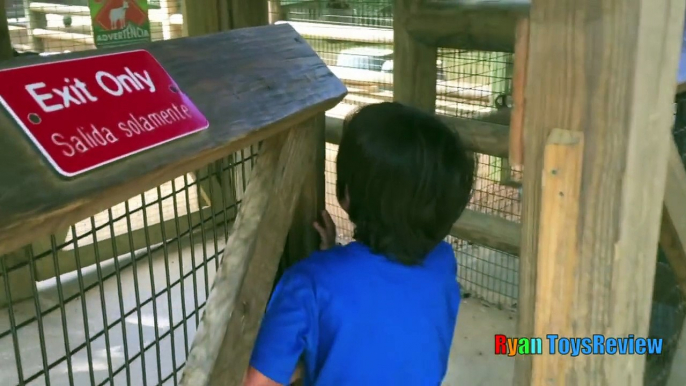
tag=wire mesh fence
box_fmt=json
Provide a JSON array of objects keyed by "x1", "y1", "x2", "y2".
[
  {"x1": 274, "y1": 0, "x2": 521, "y2": 308},
  {"x1": 0, "y1": 148, "x2": 258, "y2": 386}
]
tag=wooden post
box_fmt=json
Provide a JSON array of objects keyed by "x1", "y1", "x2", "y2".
[
  {"x1": 183, "y1": 0, "x2": 268, "y2": 228},
  {"x1": 531, "y1": 129, "x2": 584, "y2": 384},
  {"x1": 269, "y1": 0, "x2": 282, "y2": 24},
  {"x1": 0, "y1": 0, "x2": 13, "y2": 61},
  {"x1": 393, "y1": 0, "x2": 438, "y2": 112},
  {"x1": 159, "y1": 0, "x2": 182, "y2": 39},
  {"x1": 231, "y1": 0, "x2": 269, "y2": 29},
  {"x1": 516, "y1": 0, "x2": 686, "y2": 385},
  {"x1": 23, "y1": 0, "x2": 46, "y2": 52},
  {"x1": 182, "y1": 0, "x2": 230, "y2": 36},
  {"x1": 179, "y1": 119, "x2": 320, "y2": 386},
  {"x1": 509, "y1": 17, "x2": 528, "y2": 168}
]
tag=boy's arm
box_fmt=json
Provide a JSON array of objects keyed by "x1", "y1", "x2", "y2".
[
  {"x1": 243, "y1": 363, "x2": 303, "y2": 386},
  {"x1": 247, "y1": 268, "x2": 315, "y2": 385}
]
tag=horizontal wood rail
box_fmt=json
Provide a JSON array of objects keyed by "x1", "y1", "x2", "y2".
[
  {"x1": 0, "y1": 24, "x2": 347, "y2": 256},
  {"x1": 401, "y1": 1, "x2": 530, "y2": 52},
  {"x1": 451, "y1": 209, "x2": 520, "y2": 256},
  {"x1": 325, "y1": 112, "x2": 510, "y2": 157}
]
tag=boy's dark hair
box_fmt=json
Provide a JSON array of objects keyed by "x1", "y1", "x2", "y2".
[{"x1": 336, "y1": 102, "x2": 475, "y2": 265}]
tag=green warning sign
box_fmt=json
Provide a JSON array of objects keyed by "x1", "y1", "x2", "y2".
[{"x1": 89, "y1": 0, "x2": 151, "y2": 48}]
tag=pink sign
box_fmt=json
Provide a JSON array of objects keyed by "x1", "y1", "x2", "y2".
[{"x1": 0, "y1": 50, "x2": 209, "y2": 177}]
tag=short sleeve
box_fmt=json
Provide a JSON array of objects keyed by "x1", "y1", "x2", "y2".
[{"x1": 249, "y1": 268, "x2": 316, "y2": 384}]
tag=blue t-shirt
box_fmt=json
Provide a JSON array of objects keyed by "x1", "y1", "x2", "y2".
[{"x1": 250, "y1": 241, "x2": 460, "y2": 385}]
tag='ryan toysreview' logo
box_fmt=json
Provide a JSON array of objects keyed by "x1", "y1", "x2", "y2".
[{"x1": 495, "y1": 334, "x2": 664, "y2": 356}]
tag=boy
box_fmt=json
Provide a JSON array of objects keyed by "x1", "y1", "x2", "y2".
[{"x1": 244, "y1": 102, "x2": 475, "y2": 385}]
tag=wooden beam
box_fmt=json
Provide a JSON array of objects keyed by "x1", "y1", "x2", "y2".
[
  {"x1": 179, "y1": 121, "x2": 318, "y2": 386},
  {"x1": 188, "y1": 0, "x2": 268, "y2": 223},
  {"x1": 516, "y1": 1, "x2": 686, "y2": 385},
  {"x1": 182, "y1": 0, "x2": 230, "y2": 36},
  {"x1": 0, "y1": 24, "x2": 347, "y2": 257},
  {"x1": 509, "y1": 17, "x2": 529, "y2": 167},
  {"x1": 159, "y1": 0, "x2": 183, "y2": 39},
  {"x1": 269, "y1": 0, "x2": 282, "y2": 24},
  {"x1": 404, "y1": 3, "x2": 525, "y2": 52},
  {"x1": 450, "y1": 209, "x2": 520, "y2": 256},
  {"x1": 324, "y1": 114, "x2": 510, "y2": 158},
  {"x1": 531, "y1": 129, "x2": 584, "y2": 384},
  {"x1": 230, "y1": 0, "x2": 269, "y2": 29},
  {"x1": 24, "y1": 0, "x2": 47, "y2": 52},
  {"x1": 393, "y1": 0, "x2": 438, "y2": 112}
]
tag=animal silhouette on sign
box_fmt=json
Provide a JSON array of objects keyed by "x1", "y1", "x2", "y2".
[
  {"x1": 109, "y1": 0, "x2": 129, "y2": 30},
  {"x1": 93, "y1": 0, "x2": 147, "y2": 31}
]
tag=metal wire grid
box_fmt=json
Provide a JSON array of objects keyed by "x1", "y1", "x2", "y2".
[
  {"x1": 436, "y1": 49, "x2": 513, "y2": 119},
  {"x1": 278, "y1": 1, "x2": 520, "y2": 307},
  {"x1": 437, "y1": 49, "x2": 519, "y2": 307},
  {"x1": 0, "y1": 147, "x2": 257, "y2": 386},
  {"x1": 5, "y1": 0, "x2": 183, "y2": 55},
  {"x1": 279, "y1": 0, "x2": 392, "y2": 28}
]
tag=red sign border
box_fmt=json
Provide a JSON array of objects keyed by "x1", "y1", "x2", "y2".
[{"x1": 0, "y1": 49, "x2": 210, "y2": 178}]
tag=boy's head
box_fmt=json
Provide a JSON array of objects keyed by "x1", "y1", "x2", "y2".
[{"x1": 336, "y1": 102, "x2": 475, "y2": 265}]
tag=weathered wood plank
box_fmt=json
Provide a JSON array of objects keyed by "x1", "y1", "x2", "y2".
[
  {"x1": 450, "y1": 209, "x2": 520, "y2": 256},
  {"x1": 325, "y1": 113, "x2": 510, "y2": 158},
  {"x1": 182, "y1": 0, "x2": 229, "y2": 36},
  {"x1": 516, "y1": 0, "x2": 686, "y2": 384},
  {"x1": 179, "y1": 121, "x2": 318, "y2": 386},
  {"x1": 509, "y1": 17, "x2": 528, "y2": 167},
  {"x1": 531, "y1": 129, "x2": 583, "y2": 385},
  {"x1": 179, "y1": 130, "x2": 287, "y2": 386},
  {"x1": 269, "y1": 0, "x2": 282, "y2": 24},
  {"x1": 230, "y1": 0, "x2": 269, "y2": 29},
  {"x1": 207, "y1": 121, "x2": 319, "y2": 386},
  {"x1": 0, "y1": 24, "x2": 347, "y2": 256},
  {"x1": 404, "y1": 3, "x2": 525, "y2": 52},
  {"x1": 393, "y1": 0, "x2": 438, "y2": 112}
]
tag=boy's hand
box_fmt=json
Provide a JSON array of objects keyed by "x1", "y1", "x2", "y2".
[{"x1": 313, "y1": 210, "x2": 337, "y2": 250}]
